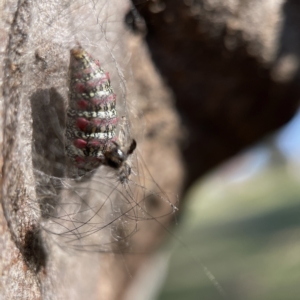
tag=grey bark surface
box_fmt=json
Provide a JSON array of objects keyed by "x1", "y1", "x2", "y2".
[{"x1": 0, "y1": 0, "x2": 183, "y2": 299}]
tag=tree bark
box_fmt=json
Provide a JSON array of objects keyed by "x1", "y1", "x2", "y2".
[
  {"x1": 1, "y1": 0, "x2": 300, "y2": 299},
  {"x1": 0, "y1": 0, "x2": 183, "y2": 299},
  {"x1": 133, "y1": 0, "x2": 300, "y2": 189}
]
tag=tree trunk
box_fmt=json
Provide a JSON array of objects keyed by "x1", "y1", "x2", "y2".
[
  {"x1": 133, "y1": 0, "x2": 300, "y2": 189},
  {"x1": 0, "y1": 0, "x2": 183, "y2": 299},
  {"x1": 1, "y1": 0, "x2": 300, "y2": 299}
]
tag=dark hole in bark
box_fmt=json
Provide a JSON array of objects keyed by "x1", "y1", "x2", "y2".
[{"x1": 23, "y1": 225, "x2": 47, "y2": 273}]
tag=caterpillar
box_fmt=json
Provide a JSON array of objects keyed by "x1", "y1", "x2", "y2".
[
  {"x1": 45, "y1": 46, "x2": 177, "y2": 253},
  {"x1": 65, "y1": 47, "x2": 136, "y2": 183}
]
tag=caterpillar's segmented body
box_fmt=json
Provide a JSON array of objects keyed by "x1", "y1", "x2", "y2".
[{"x1": 65, "y1": 47, "x2": 136, "y2": 182}]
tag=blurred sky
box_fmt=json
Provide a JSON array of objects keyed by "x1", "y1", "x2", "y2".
[{"x1": 277, "y1": 109, "x2": 300, "y2": 162}]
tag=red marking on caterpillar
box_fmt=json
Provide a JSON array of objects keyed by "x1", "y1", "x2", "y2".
[
  {"x1": 73, "y1": 138, "x2": 87, "y2": 149},
  {"x1": 105, "y1": 71, "x2": 110, "y2": 82},
  {"x1": 74, "y1": 83, "x2": 86, "y2": 93},
  {"x1": 65, "y1": 46, "x2": 136, "y2": 183},
  {"x1": 75, "y1": 116, "x2": 117, "y2": 132}
]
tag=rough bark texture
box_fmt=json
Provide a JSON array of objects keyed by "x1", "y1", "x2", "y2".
[
  {"x1": 0, "y1": 0, "x2": 182, "y2": 299},
  {"x1": 1, "y1": 0, "x2": 300, "y2": 299}
]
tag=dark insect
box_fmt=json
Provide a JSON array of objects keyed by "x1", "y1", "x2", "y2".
[{"x1": 65, "y1": 46, "x2": 136, "y2": 183}]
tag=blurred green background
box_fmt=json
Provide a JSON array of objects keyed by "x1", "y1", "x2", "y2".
[{"x1": 157, "y1": 112, "x2": 300, "y2": 300}]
